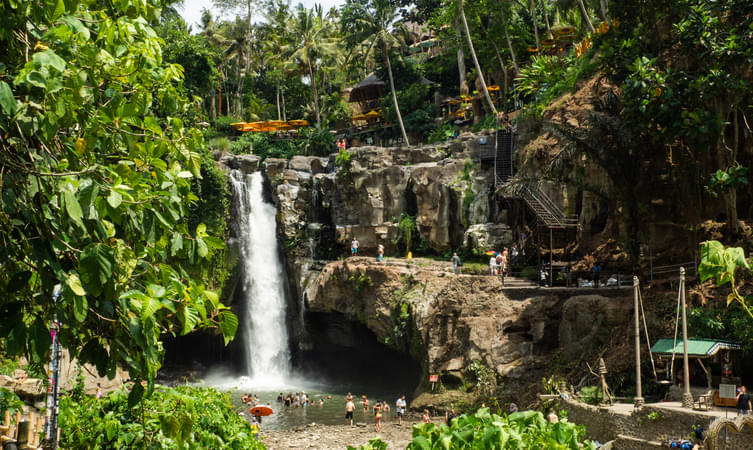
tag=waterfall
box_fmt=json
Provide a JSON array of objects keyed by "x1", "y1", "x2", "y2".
[{"x1": 229, "y1": 170, "x2": 290, "y2": 383}]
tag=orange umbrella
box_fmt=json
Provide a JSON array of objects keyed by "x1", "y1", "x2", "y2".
[
  {"x1": 287, "y1": 119, "x2": 309, "y2": 127},
  {"x1": 250, "y1": 405, "x2": 274, "y2": 417}
]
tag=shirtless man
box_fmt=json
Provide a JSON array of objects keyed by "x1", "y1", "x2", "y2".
[{"x1": 345, "y1": 397, "x2": 356, "y2": 426}]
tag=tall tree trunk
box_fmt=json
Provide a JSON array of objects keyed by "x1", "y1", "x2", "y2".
[
  {"x1": 577, "y1": 0, "x2": 596, "y2": 32},
  {"x1": 500, "y1": 8, "x2": 520, "y2": 73},
  {"x1": 307, "y1": 59, "x2": 322, "y2": 127},
  {"x1": 530, "y1": 0, "x2": 540, "y2": 50},
  {"x1": 246, "y1": 0, "x2": 253, "y2": 75},
  {"x1": 383, "y1": 43, "x2": 409, "y2": 146},
  {"x1": 453, "y1": 19, "x2": 467, "y2": 95},
  {"x1": 490, "y1": 39, "x2": 508, "y2": 104},
  {"x1": 541, "y1": 0, "x2": 552, "y2": 38},
  {"x1": 218, "y1": 69, "x2": 223, "y2": 117},
  {"x1": 282, "y1": 89, "x2": 287, "y2": 121},
  {"x1": 236, "y1": 47, "x2": 243, "y2": 117},
  {"x1": 460, "y1": 0, "x2": 497, "y2": 116},
  {"x1": 600, "y1": 0, "x2": 610, "y2": 24},
  {"x1": 276, "y1": 85, "x2": 281, "y2": 120}
]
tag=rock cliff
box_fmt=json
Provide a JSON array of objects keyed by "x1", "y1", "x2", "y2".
[{"x1": 303, "y1": 257, "x2": 632, "y2": 407}]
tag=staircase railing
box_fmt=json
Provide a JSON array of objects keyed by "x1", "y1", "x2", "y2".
[{"x1": 520, "y1": 184, "x2": 579, "y2": 228}]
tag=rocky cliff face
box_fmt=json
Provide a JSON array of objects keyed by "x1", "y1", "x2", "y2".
[
  {"x1": 303, "y1": 257, "x2": 632, "y2": 405},
  {"x1": 257, "y1": 136, "x2": 515, "y2": 323}
]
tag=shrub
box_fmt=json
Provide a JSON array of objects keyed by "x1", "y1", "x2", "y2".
[
  {"x1": 59, "y1": 385, "x2": 264, "y2": 449},
  {"x1": 407, "y1": 408, "x2": 597, "y2": 449}
]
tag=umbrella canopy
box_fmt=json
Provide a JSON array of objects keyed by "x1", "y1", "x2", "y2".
[
  {"x1": 485, "y1": 250, "x2": 498, "y2": 256},
  {"x1": 287, "y1": 119, "x2": 309, "y2": 127},
  {"x1": 249, "y1": 405, "x2": 274, "y2": 417}
]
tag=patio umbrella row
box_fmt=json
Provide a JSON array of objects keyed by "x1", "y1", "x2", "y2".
[{"x1": 230, "y1": 120, "x2": 310, "y2": 133}]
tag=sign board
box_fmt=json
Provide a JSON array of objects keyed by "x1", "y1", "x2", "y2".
[
  {"x1": 429, "y1": 374, "x2": 438, "y2": 383},
  {"x1": 719, "y1": 383, "x2": 737, "y2": 399}
]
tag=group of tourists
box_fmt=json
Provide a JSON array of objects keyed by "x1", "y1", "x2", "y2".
[
  {"x1": 344, "y1": 393, "x2": 408, "y2": 430},
  {"x1": 277, "y1": 391, "x2": 325, "y2": 408},
  {"x1": 351, "y1": 236, "x2": 385, "y2": 264},
  {"x1": 489, "y1": 245, "x2": 518, "y2": 277}
]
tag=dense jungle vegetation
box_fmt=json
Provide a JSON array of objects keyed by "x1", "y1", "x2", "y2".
[{"x1": 1, "y1": 0, "x2": 752, "y2": 446}]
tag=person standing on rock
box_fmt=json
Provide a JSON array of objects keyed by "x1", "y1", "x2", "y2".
[
  {"x1": 593, "y1": 263, "x2": 601, "y2": 288},
  {"x1": 345, "y1": 397, "x2": 356, "y2": 425},
  {"x1": 396, "y1": 395, "x2": 407, "y2": 425},
  {"x1": 351, "y1": 237, "x2": 359, "y2": 256},
  {"x1": 489, "y1": 254, "x2": 497, "y2": 275},
  {"x1": 377, "y1": 243, "x2": 384, "y2": 263},
  {"x1": 451, "y1": 253, "x2": 461, "y2": 275}
]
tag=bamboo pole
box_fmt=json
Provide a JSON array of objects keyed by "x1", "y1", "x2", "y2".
[
  {"x1": 680, "y1": 267, "x2": 693, "y2": 408},
  {"x1": 634, "y1": 276, "x2": 644, "y2": 407}
]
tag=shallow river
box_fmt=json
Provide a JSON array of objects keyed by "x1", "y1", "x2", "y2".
[{"x1": 206, "y1": 375, "x2": 412, "y2": 431}]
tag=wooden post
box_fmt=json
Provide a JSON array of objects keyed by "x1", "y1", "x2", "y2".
[
  {"x1": 680, "y1": 267, "x2": 693, "y2": 408},
  {"x1": 634, "y1": 276, "x2": 644, "y2": 408}
]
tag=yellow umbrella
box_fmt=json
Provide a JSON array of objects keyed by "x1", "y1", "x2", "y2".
[
  {"x1": 365, "y1": 110, "x2": 381, "y2": 117},
  {"x1": 488, "y1": 85, "x2": 500, "y2": 91},
  {"x1": 287, "y1": 119, "x2": 309, "y2": 127}
]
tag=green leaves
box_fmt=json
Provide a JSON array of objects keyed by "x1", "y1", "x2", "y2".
[
  {"x1": 699, "y1": 240, "x2": 750, "y2": 285},
  {"x1": 0, "y1": 82, "x2": 16, "y2": 115},
  {"x1": 218, "y1": 310, "x2": 238, "y2": 345},
  {"x1": 79, "y1": 243, "x2": 114, "y2": 295},
  {"x1": 1, "y1": 0, "x2": 238, "y2": 408},
  {"x1": 699, "y1": 240, "x2": 753, "y2": 318},
  {"x1": 406, "y1": 408, "x2": 594, "y2": 449}
]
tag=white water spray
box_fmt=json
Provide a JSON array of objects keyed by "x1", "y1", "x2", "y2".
[{"x1": 229, "y1": 170, "x2": 290, "y2": 385}]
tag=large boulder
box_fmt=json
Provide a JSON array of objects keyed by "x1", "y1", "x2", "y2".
[
  {"x1": 463, "y1": 223, "x2": 514, "y2": 251},
  {"x1": 14, "y1": 378, "x2": 45, "y2": 399}
]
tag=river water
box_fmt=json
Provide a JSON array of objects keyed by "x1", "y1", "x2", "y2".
[{"x1": 206, "y1": 375, "x2": 411, "y2": 431}]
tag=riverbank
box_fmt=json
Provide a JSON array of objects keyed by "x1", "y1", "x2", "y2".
[{"x1": 260, "y1": 418, "x2": 426, "y2": 449}]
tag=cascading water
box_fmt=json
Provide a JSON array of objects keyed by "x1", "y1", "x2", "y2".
[{"x1": 229, "y1": 170, "x2": 290, "y2": 384}]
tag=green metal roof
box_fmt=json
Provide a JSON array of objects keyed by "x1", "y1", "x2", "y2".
[{"x1": 650, "y1": 338, "x2": 742, "y2": 358}]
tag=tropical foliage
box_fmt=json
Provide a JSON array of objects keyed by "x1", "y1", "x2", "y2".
[
  {"x1": 59, "y1": 385, "x2": 264, "y2": 449},
  {"x1": 0, "y1": 0, "x2": 237, "y2": 396},
  {"x1": 406, "y1": 409, "x2": 596, "y2": 449}
]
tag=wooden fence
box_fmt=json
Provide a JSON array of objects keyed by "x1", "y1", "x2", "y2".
[{"x1": 0, "y1": 410, "x2": 46, "y2": 449}]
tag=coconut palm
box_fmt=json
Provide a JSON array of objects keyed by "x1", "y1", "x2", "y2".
[
  {"x1": 458, "y1": 0, "x2": 497, "y2": 116},
  {"x1": 288, "y1": 4, "x2": 337, "y2": 127},
  {"x1": 341, "y1": 0, "x2": 410, "y2": 146}
]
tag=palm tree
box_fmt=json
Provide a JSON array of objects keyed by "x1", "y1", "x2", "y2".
[
  {"x1": 341, "y1": 0, "x2": 410, "y2": 146},
  {"x1": 458, "y1": 0, "x2": 497, "y2": 116},
  {"x1": 288, "y1": 4, "x2": 337, "y2": 127}
]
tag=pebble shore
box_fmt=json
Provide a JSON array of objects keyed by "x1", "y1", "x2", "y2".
[{"x1": 260, "y1": 418, "x2": 430, "y2": 449}]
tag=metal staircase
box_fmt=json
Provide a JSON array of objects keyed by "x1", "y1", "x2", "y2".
[
  {"x1": 519, "y1": 184, "x2": 579, "y2": 229},
  {"x1": 494, "y1": 129, "x2": 514, "y2": 186}
]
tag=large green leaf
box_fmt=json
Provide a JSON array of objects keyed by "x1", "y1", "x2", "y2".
[
  {"x1": 73, "y1": 292, "x2": 88, "y2": 322},
  {"x1": 218, "y1": 310, "x2": 238, "y2": 345},
  {"x1": 0, "y1": 81, "x2": 16, "y2": 115},
  {"x1": 66, "y1": 272, "x2": 86, "y2": 296},
  {"x1": 63, "y1": 190, "x2": 84, "y2": 227},
  {"x1": 79, "y1": 243, "x2": 115, "y2": 295}
]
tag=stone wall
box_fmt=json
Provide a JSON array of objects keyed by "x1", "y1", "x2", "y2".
[{"x1": 558, "y1": 398, "x2": 753, "y2": 450}]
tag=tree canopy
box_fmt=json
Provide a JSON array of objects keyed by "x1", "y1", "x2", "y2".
[{"x1": 0, "y1": 0, "x2": 237, "y2": 399}]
